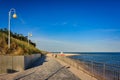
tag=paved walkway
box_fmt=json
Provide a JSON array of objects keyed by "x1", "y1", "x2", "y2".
[
  {"x1": 0, "y1": 56, "x2": 80, "y2": 80},
  {"x1": 55, "y1": 57, "x2": 97, "y2": 80},
  {"x1": 48, "y1": 54, "x2": 97, "y2": 80}
]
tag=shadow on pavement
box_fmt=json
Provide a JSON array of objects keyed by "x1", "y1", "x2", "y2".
[
  {"x1": 45, "y1": 66, "x2": 65, "y2": 80},
  {"x1": 28, "y1": 55, "x2": 47, "y2": 69}
]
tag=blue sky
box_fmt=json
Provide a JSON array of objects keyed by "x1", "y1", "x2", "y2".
[{"x1": 0, "y1": 0, "x2": 120, "y2": 52}]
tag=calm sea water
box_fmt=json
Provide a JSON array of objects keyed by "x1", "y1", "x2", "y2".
[{"x1": 64, "y1": 52, "x2": 120, "y2": 66}]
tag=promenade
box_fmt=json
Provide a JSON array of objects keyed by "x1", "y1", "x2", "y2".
[{"x1": 0, "y1": 55, "x2": 80, "y2": 80}]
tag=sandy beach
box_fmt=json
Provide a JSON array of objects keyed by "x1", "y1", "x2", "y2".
[
  {"x1": 51, "y1": 52, "x2": 80, "y2": 57},
  {"x1": 63, "y1": 53, "x2": 80, "y2": 56}
]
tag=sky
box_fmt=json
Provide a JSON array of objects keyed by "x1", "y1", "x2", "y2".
[{"x1": 0, "y1": 0, "x2": 120, "y2": 52}]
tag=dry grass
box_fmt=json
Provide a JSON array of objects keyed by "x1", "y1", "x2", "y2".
[{"x1": 0, "y1": 32, "x2": 45, "y2": 55}]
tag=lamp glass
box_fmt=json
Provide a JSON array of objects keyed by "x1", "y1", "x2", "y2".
[{"x1": 13, "y1": 13, "x2": 17, "y2": 18}]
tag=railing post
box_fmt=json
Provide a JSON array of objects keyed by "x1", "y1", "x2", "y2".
[
  {"x1": 103, "y1": 63, "x2": 106, "y2": 79},
  {"x1": 118, "y1": 70, "x2": 120, "y2": 80},
  {"x1": 91, "y1": 61, "x2": 94, "y2": 75}
]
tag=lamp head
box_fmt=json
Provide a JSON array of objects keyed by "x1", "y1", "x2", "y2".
[
  {"x1": 29, "y1": 33, "x2": 32, "y2": 37},
  {"x1": 13, "y1": 13, "x2": 17, "y2": 18}
]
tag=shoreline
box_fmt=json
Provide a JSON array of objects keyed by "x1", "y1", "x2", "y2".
[
  {"x1": 48, "y1": 52, "x2": 80, "y2": 57},
  {"x1": 50, "y1": 53, "x2": 80, "y2": 57},
  {"x1": 63, "y1": 53, "x2": 80, "y2": 56}
]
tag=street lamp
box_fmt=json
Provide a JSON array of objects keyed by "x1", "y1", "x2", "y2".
[
  {"x1": 28, "y1": 32, "x2": 32, "y2": 46},
  {"x1": 8, "y1": 8, "x2": 17, "y2": 48}
]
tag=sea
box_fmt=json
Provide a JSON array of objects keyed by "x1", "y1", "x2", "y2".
[{"x1": 55, "y1": 52, "x2": 120, "y2": 66}]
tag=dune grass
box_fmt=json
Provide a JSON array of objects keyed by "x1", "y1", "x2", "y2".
[{"x1": 0, "y1": 32, "x2": 46, "y2": 55}]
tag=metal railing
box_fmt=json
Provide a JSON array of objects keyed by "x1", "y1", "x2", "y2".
[{"x1": 57, "y1": 55, "x2": 120, "y2": 80}]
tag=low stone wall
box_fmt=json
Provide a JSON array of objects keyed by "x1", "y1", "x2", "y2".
[
  {"x1": 0, "y1": 54, "x2": 41, "y2": 73},
  {"x1": 24, "y1": 54, "x2": 41, "y2": 69}
]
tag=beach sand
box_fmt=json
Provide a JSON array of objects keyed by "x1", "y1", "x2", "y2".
[
  {"x1": 63, "y1": 53, "x2": 80, "y2": 56},
  {"x1": 49, "y1": 52, "x2": 80, "y2": 57}
]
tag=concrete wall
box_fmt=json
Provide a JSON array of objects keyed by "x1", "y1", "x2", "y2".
[
  {"x1": 24, "y1": 54, "x2": 41, "y2": 69},
  {"x1": 0, "y1": 54, "x2": 41, "y2": 73}
]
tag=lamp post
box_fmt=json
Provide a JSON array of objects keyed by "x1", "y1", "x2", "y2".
[
  {"x1": 8, "y1": 8, "x2": 17, "y2": 48},
  {"x1": 28, "y1": 32, "x2": 32, "y2": 46}
]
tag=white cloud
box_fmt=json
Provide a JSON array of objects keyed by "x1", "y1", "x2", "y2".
[
  {"x1": 19, "y1": 18, "x2": 26, "y2": 24},
  {"x1": 32, "y1": 37, "x2": 87, "y2": 52},
  {"x1": 31, "y1": 37, "x2": 120, "y2": 52}
]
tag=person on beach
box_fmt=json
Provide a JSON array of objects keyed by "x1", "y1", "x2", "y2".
[{"x1": 55, "y1": 54, "x2": 57, "y2": 58}]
